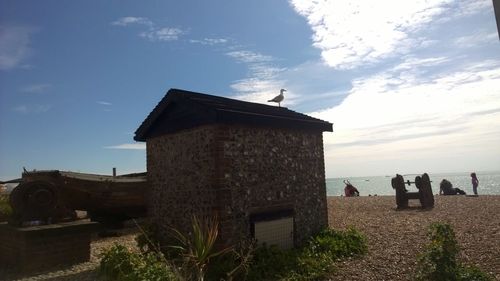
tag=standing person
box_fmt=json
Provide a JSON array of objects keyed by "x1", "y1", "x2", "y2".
[{"x1": 471, "y1": 172, "x2": 479, "y2": 195}]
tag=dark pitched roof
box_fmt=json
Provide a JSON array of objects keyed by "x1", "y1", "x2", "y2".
[{"x1": 134, "y1": 88, "x2": 333, "y2": 141}]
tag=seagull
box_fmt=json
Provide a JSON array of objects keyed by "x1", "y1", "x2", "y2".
[{"x1": 268, "y1": 88, "x2": 286, "y2": 107}]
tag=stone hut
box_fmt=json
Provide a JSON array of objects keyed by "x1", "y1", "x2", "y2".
[{"x1": 134, "y1": 88, "x2": 332, "y2": 248}]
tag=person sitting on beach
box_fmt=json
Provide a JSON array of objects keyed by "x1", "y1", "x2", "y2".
[
  {"x1": 471, "y1": 172, "x2": 479, "y2": 195},
  {"x1": 344, "y1": 180, "x2": 360, "y2": 197},
  {"x1": 439, "y1": 179, "x2": 466, "y2": 195}
]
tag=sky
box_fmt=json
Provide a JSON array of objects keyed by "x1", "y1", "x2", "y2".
[{"x1": 1, "y1": 0, "x2": 499, "y2": 180}]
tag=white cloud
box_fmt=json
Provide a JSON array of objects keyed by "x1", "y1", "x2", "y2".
[
  {"x1": 112, "y1": 16, "x2": 183, "y2": 42},
  {"x1": 454, "y1": 0, "x2": 492, "y2": 17},
  {"x1": 392, "y1": 56, "x2": 450, "y2": 71},
  {"x1": 139, "y1": 27, "x2": 183, "y2": 41},
  {"x1": 111, "y1": 17, "x2": 153, "y2": 27},
  {"x1": 289, "y1": 0, "x2": 491, "y2": 69},
  {"x1": 104, "y1": 143, "x2": 146, "y2": 150},
  {"x1": 453, "y1": 32, "x2": 498, "y2": 48},
  {"x1": 13, "y1": 104, "x2": 51, "y2": 114},
  {"x1": 189, "y1": 38, "x2": 228, "y2": 45},
  {"x1": 309, "y1": 59, "x2": 500, "y2": 176},
  {"x1": 225, "y1": 50, "x2": 289, "y2": 105},
  {"x1": 279, "y1": 0, "x2": 498, "y2": 176},
  {"x1": 0, "y1": 25, "x2": 36, "y2": 70},
  {"x1": 97, "y1": 101, "x2": 112, "y2": 106},
  {"x1": 20, "y1": 83, "x2": 51, "y2": 94},
  {"x1": 13, "y1": 105, "x2": 28, "y2": 114},
  {"x1": 227, "y1": 51, "x2": 274, "y2": 64}
]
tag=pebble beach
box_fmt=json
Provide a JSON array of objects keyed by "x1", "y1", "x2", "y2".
[
  {"x1": 1, "y1": 195, "x2": 499, "y2": 281},
  {"x1": 328, "y1": 195, "x2": 500, "y2": 280}
]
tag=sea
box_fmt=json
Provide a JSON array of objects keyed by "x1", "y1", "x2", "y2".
[
  {"x1": 3, "y1": 171, "x2": 500, "y2": 196},
  {"x1": 326, "y1": 171, "x2": 500, "y2": 196}
]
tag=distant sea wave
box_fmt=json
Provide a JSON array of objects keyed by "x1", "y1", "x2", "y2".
[{"x1": 326, "y1": 171, "x2": 500, "y2": 196}]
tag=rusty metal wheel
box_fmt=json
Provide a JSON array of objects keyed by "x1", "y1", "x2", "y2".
[
  {"x1": 9, "y1": 181, "x2": 58, "y2": 223},
  {"x1": 415, "y1": 176, "x2": 422, "y2": 190}
]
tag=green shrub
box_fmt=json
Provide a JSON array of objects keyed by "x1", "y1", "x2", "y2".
[
  {"x1": 245, "y1": 245, "x2": 298, "y2": 280},
  {"x1": 0, "y1": 194, "x2": 12, "y2": 219},
  {"x1": 415, "y1": 223, "x2": 459, "y2": 281},
  {"x1": 307, "y1": 227, "x2": 368, "y2": 259},
  {"x1": 458, "y1": 265, "x2": 493, "y2": 281},
  {"x1": 205, "y1": 239, "x2": 255, "y2": 281},
  {"x1": 415, "y1": 223, "x2": 492, "y2": 281},
  {"x1": 246, "y1": 227, "x2": 367, "y2": 281},
  {"x1": 132, "y1": 253, "x2": 178, "y2": 281},
  {"x1": 291, "y1": 250, "x2": 335, "y2": 281},
  {"x1": 102, "y1": 223, "x2": 367, "y2": 281},
  {"x1": 205, "y1": 252, "x2": 242, "y2": 281},
  {"x1": 99, "y1": 244, "x2": 137, "y2": 280},
  {"x1": 99, "y1": 244, "x2": 177, "y2": 281}
]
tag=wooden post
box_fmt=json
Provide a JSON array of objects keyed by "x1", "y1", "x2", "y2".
[
  {"x1": 419, "y1": 173, "x2": 434, "y2": 208},
  {"x1": 392, "y1": 174, "x2": 408, "y2": 209},
  {"x1": 112, "y1": 168, "x2": 116, "y2": 177}
]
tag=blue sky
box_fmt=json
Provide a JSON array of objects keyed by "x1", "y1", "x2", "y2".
[{"x1": 1, "y1": 0, "x2": 499, "y2": 180}]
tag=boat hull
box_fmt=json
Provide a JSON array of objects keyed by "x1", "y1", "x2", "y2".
[{"x1": 9, "y1": 170, "x2": 149, "y2": 226}]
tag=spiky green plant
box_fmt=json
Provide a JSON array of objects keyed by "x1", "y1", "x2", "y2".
[{"x1": 169, "y1": 215, "x2": 231, "y2": 281}]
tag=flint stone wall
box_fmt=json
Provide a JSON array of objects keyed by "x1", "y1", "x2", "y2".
[{"x1": 147, "y1": 124, "x2": 328, "y2": 246}]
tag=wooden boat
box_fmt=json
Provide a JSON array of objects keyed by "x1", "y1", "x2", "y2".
[{"x1": 9, "y1": 170, "x2": 149, "y2": 226}]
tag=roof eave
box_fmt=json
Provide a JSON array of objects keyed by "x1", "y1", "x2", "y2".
[
  {"x1": 216, "y1": 109, "x2": 333, "y2": 132},
  {"x1": 134, "y1": 89, "x2": 178, "y2": 141}
]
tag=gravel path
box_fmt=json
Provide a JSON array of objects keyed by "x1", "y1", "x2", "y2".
[
  {"x1": 327, "y1": 195, "x2": 500, "y2": 280},
  {"x1": 1, "y1": 196, "x2": 499, "y2": 280}
]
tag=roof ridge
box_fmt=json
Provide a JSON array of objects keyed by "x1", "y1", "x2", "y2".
[
  {"x1": 134, "y1": 88, "x2": 333, "y2": 141},
  {"x1": 282, "y1": 107, "x2": 327, "y2": 122},
  {"x1": 172, "y1": 88, "x2": 293, "y2": 110}
]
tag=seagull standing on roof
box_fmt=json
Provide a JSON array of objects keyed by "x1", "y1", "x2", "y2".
[{"x1": 268, "y1": 88, "x2": 286, "y2": 107}]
